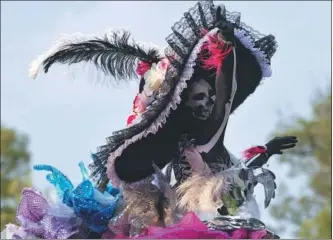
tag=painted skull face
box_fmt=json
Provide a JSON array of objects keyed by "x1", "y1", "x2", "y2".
[{"x1": 185, "y1": 79, "x2": 215, "y2": 120}]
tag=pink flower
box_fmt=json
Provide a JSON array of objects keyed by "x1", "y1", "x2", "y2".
[
  {"x1": 242, "y1": 146, "x2": 267, "y2": 161},
  {"x1": 136, "y1": 61, "x2": 151, "y2": 76},
  {"x1": 126, "y1": 114, "x2": 137, "y2": 126},
  {"x1": 126, "y1": 93, "x2": 149, "y2": 126},
  {"x1": 199, "y1": 32, "x2": 232, "y2": 72},
  {"x1": 159, "y1": 58, "x2": 170, "y2": 70},
  {"x1": 133, "y1": 93, "x2": 148, "y2": 114},
  {"x1": 143, "y1": 58, "x2": 170, "y2": 95}
]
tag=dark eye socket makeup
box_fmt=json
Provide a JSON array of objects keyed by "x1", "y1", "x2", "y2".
[{"x1": 193, "y1": 93, "x2": 206, "y2": 100}]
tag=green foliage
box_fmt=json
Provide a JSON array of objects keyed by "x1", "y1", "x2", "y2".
[
  {"x1": 1, "y1": 125, "x2": 31, "y2": 230},
  {"x1": 269, "y1": 87, "x2": 332, "y2": 238}
]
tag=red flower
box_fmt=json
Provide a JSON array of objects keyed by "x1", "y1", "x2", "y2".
[
  {"x1": 133, "y1": 94, "x2": 147, "y2": 114},
  {"x1": 126, "y1": 114, "x2": 136, "y2": 126},
  {"x1": 200, "y1": 32, "x2": 232, "y2": 72},
  {"x1": 127, "y1": 94, "x2": 148, "y2": 126},
  {"x1": 242, "y1": 146, "x2": 267, "y2": 161},
  {"x1": 136, "y1": 61, "x2": 151, "y2": 76}
]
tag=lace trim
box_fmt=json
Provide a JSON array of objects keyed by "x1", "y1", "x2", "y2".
[
  {"x1": 234, "y1": 28, "x2": 272, "y2": 78},
  {"x1": 107, "y1": 28, "x2": 220, "y2": 187}
]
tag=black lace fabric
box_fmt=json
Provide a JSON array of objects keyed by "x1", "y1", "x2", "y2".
[{"x1": 89, "y1": 0, "x2": 278, "y2": 189}]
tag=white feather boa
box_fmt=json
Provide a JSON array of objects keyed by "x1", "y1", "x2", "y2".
[{"x1": 176, "y1": 172, "x2": 260, "y2": 221}]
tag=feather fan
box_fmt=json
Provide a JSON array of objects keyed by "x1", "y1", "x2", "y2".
[{"x1": 29, "y1": 30, "x2": 161, "y2": 81}]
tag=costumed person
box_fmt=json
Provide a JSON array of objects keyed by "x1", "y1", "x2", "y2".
[{"x1": 2, "y1": 0, "x2": 299, "y2": 239}]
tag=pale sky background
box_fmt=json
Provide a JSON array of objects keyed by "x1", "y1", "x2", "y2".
[{"x1": 1, "y1": 1, "x2": 331, "y2": 238}]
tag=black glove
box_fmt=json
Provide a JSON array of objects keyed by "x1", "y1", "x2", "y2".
[
  {"x1": 246, "y1": 136, "x2": 298, "y2": 168},
  {"x1": 265, "y1": 136, "x2": 298, "y2": 157}
]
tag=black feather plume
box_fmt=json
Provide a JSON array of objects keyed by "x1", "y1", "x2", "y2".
[{"x1": 42, "y1": 31, "x2": 161, "y2": 80}]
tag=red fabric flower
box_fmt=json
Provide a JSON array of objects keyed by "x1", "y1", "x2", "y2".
[
  {"x1": 242, "y1": 146, "x2": 267, "y2": 161},
  {"x1": 126, "y1": 114, "x2": 136, "y2": 126},
  {"x1": 126, "y1": 94, "x2": 148, "y2": 126},
  {"x1": 132, "y1": 94, "x2": 140, "y2": 112},
  {"x1": 133, "y1": 94, "x2": 147, "y2": 114},
  {"x1": 200, "y1": 31, "x2": 232, "y2": 73},
  {"x1": 136, "y1": 61, "x2": 151, "y2": 76},
  {"x1": 159, "y1": 58, "x2": 169, "y2": 70}
]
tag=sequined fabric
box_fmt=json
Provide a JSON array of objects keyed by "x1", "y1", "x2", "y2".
[
  {"x1": 5, "y1": 188, "x2": 79, "y2": 239},
  {"x1": 33, "y1": 163, "x2": 120, "y2": 234},
  {"x1": 205, "y1": 217, "x2": 280, "y2": 238}
]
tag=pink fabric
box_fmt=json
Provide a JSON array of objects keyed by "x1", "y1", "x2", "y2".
[
  {"x1": 249, "y1": 230, "x2": 268, "y2": 239},
  {"x1": 112, "y1": 212, "x2": 269, "y2": 239},
  {"x1": 135, "y1": 212, "x2": 230, "y2": 239}
]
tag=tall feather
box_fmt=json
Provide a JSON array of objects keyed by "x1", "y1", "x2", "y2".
[{"x1": 30, "y1": 30, "x2": 161, "y2": 80}]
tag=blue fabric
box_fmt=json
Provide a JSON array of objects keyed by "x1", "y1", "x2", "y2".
[{"x1": 33, "y1": 161, "x2": 121, "y2": 233}]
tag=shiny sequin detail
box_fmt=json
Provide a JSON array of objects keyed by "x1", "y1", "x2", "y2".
[{"x1": 33, "y1": 162, "x2": 121, "y2": 234}]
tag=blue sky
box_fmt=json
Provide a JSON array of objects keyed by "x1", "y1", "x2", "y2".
[{"x1": 1, "y1": 1, "x2": 331, "y2": 238}]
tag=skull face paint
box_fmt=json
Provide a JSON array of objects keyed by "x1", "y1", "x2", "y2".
[{"x1": 185, "y1": 79, "x2": 216, "y2": 120}]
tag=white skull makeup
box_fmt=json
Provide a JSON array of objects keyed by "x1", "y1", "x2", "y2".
[{"x1": 185, "y1": 79, "x2": 216, "y2": 120}]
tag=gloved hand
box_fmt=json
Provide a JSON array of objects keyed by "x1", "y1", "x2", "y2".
[
  {"x1": 245, "y1": 136, "x2": 298, "y2": 168},
  {"x1": 265, "y1": 136, "x2": 298, "y2": 157}
]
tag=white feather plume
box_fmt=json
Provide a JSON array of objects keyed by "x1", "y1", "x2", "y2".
[
  {"x1": 28, "y1": 32, "x2": 88, "y2": 79},
  {"x1": 176, "y1": 172, "x2": 231, "y2": 220},
  {"x1": 176, "y1": 170, "x2": 261, "y2": 221}
]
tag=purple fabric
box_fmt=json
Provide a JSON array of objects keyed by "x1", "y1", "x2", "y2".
[
  {"x1": 2, "y1": 224, "x2": 35, "y2": 239},
  {"x1": 11, "y1": 188, "x2": 79, "y2": 239}
]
